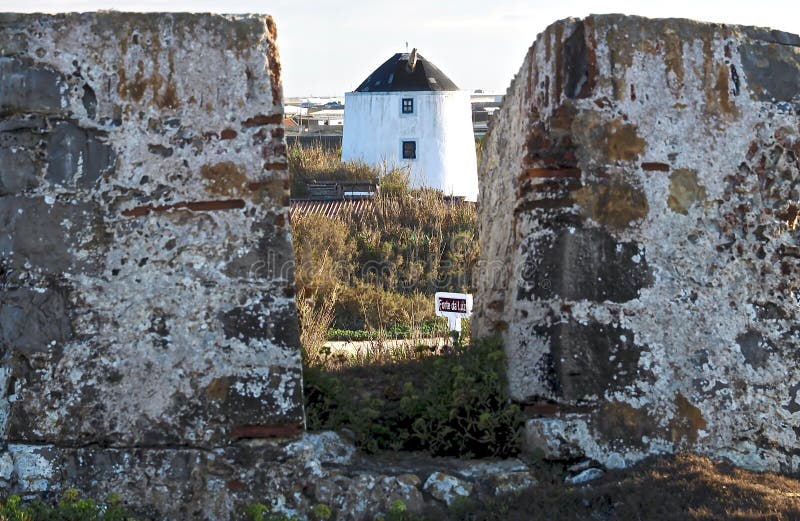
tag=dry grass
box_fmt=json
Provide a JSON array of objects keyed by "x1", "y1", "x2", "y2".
[
  {"x1": 296, "y1": 288, "x2": 338, "y2": 366},
  {"x1": 310, "y1": 336, "x2": 452, "y2": 370},
  {"x1": 289, "y1": 143, "x2": 479, "y2": 353},
  {"x1": 288, "y1": 142, "x2": 411, "y2": 198},
  {"x1": 441, "y1": 452, "x2": 800, "y2": 520}
]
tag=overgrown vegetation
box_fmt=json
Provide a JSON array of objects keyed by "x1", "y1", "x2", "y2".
[
  {"x1": 290, "y1": 143, "x2": 517, "y2": 458},
  {"x1": 288, "y1": 143, "x2": 410, "y2": 199},
  {"x1": 0, "y1": 490, "x2": 134, "y2": 521},
  {"x1": 290, "y1": 143, "x2": 479, "y2": 363},
  {"x1": 304, "y1": 337, "x2": 521, "y2": 457}
]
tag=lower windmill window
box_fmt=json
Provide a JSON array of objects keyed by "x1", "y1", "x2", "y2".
[{"x1": 402, "y1": 141, "x2": 416, "y2": 159}]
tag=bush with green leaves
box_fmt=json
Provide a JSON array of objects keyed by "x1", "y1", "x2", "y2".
[
  {"x1": 304, "y1": 336, "x2": 522, "y2": 458},
  {"x1": 1, "y1": 490, "x2": 133, "y2": 521},
  {"x1": 244, "y1": 503, "x2": 300, "y2": 521}
]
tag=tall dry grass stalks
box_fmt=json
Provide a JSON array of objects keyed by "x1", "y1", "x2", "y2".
[{"x1": 297, "y1": 287, "x2": 339, "y2": 367}]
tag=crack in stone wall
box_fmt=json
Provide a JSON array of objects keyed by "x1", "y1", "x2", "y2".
[{"x1": 475, "y1": 14, "x2": 800, "y2": 472}]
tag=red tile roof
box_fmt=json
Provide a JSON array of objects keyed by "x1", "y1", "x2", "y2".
[{"x1": 290, "y1": 198, "x2": 375, "y2": 220}]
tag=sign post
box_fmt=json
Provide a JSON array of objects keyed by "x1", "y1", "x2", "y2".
[{"x1": 435, "y1": 292, "x2": 473, "y2": 334}]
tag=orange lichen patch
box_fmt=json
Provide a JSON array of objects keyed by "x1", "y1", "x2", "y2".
[
  {"x1": 116, "y1": 50, "x2": 179, "y2": 108},
  {"x1": 248, "y1": 178, "x2": 289, "y2": 203},
  {"x1": 604, "y1": 23, "x2": 686, "y2": 99},
  {"x1": 575, "y1": 177, "x2": 649, "y2": 229},
  {"x1": 715, "y1": 64, "x2": 733, "y2": 114},
  {"x1": 200, "y1": 162, "x2": 249, "y2": 197},
  {"x1": 604, "y1": 119, "x2": 647, "y2": 161},
  {"x1": 593, "y1": 401, "x2": 661, "y2": 448},
  {"x1": 159, "y1": 81, "x2": 179, "y2": 109},
  {"x1": 669, "y1": 393, "x2": 707, "y2": 446},
  {"x1": 662, "y1": 33, "x2": 685, "y2": 96},
  {"x1": 118, "y1": 60, "x2": 148, "y2": 102},
  {"x1": 668, "y1": 169, "x2": 707, "y2": 215},
  {"x1": 205, "y1": 377, "x2": 229, "y2": 401},
  {"x1": 264, "y1": 16, "x2": 282, "y2": 106},
  {"x1": 577, "y1": 114, "x2": 647, "y2": 162}
]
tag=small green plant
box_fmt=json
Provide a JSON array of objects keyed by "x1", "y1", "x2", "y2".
[
  {"x1": 304, "y1": 336, "x2": 521, "y2": 458},
  {"x1": 310, "y1": 503, "x2": 332, "y2": 521},
  {"x1": 386, "y1": 499, "x2": 409, "y2": 521},
  {"x1": 245, "y1": 504, "x2": 270, "y2": 521},
  {"x1": 1, "y1": 490, "x2": 135, "y2": 521},
  {"x1": 244, "y1": 503, "x2": 299, "y2": 521}
]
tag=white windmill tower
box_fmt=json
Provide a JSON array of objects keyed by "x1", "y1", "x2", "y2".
[{"x1": 342, "y1": 49, "x2": 478, "y2": 201}]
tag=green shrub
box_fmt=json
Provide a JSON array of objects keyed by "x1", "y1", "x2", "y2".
[
  {"x1": 310, "y1": 504, "x2": 332, "y2": 521},
  {"x1": 326, "y1": 319, "x2": 448, "y2": 342},
  {"x1": 1, "y1": 490, "x2": 135, "y2": 521},
  {"x1": 304, "y1": 337, "x2": 521, "y2": 458},
  {"x1": 244, "y1": 503, "x2": 300, "y2": 521}
]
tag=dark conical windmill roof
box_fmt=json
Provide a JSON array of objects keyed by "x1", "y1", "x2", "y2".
[{"x1": 354, "y1": 52, "x2": 459, "y2": 92}]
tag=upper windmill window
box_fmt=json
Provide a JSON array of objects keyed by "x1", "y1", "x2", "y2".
[{"x1": 402, "y1": 98, "x2": 414, "y2": 114}]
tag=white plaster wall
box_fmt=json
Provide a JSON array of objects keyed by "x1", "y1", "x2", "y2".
[{"x1": 342, "y1": 91, "x2": 478, "y2": 200}]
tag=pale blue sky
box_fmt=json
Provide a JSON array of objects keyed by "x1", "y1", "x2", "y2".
[{"x1": 2, "y1": 0, "x2": 799, "y2": 96}]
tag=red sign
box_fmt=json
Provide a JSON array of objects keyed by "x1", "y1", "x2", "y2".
[{"x1": 438, "y1": 297, "x2": 468, "y2": 313}]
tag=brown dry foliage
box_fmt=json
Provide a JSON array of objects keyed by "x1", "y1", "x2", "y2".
[{"x1": 437, "y1": 453, "x2": 800, "y2": 520}]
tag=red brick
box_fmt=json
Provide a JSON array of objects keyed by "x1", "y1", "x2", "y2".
[
  {"x1": 242, "y1": 113, "x2": 282, "y2": 127},
  {"x1": 122, "y1": 199, "x2": 245, "y2": 217},
  {"x1": 230, "y1": 423, "x2": 303, "y2": 440},
  {"x1": 641, "y1": 162, "x2": 670, "y2": 172}
]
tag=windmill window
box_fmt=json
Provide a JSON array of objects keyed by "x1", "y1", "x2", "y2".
[
  {"x1": 402, "y1": 98, "x2": 414, "y2": 114},
  {"x1": 402, "y1": 140, "x2": 416, "y2": 159}
]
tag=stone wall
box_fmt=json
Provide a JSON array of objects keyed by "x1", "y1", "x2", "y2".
[
  {"x1": 475, "y1": 14, "x2": 800, "y2": 471},
  {"x1": 0, "y1": 9, "x2": 303, "y2": 498}
]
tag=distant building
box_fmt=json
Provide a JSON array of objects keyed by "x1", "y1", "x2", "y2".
[{"x1": 342, "y1": 49, "x2": 478, "y2": 201}]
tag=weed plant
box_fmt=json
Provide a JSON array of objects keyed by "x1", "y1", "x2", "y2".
[
  {"x1": 0, "y1": 490, "x2": 134, "y2": 521},
  {"x1": 304, "y1": 336, "x2": 521, "y2": 458}
]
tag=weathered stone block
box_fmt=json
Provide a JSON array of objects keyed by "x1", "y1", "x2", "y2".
[
  {"x1": 0, "y1": 57, "x2": 66, "y2": 115},
  {"x1": 0, "y1": 197, "x2": 100, "y2": 275},
  {"x1": 0, "y1": 12, "x2": 301, "y2": 454},
  {"x1": 0, "y1": 286, "x2": 72, "y2": 356},
  {"x1": 476, "y1": 14, "x2": 800, "y2": 472},
  {"x1": 0, "y1": 148, "x2": 39, "y2": 194},
  {"x1": 517, "y1": 227, "x2": 652, "y2": 303},
  {"x1": 46, "y1": 121, "x2": 115, "y2": 187}
]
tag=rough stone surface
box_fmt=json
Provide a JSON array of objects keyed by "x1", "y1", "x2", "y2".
[
  {"x1": 0, "y1": 6, "x2": 300, "y2": 481},
  {"x1": 0, "y1": 433, "x2": 540, "y2": 521},
  {"x1": 422, "y1": 472, "x2": 474, "y2": 507},
  {"x1": 565, "y1": 467, "x2": 604, "y2": 485},
  {"x1": 475, "y1": 14, "x2": 800, "y2": 472}
]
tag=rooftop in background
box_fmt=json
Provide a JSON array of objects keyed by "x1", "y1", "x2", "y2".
[{"x1": 354, "y1": 50, "x2": 459, "y2": 92}]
